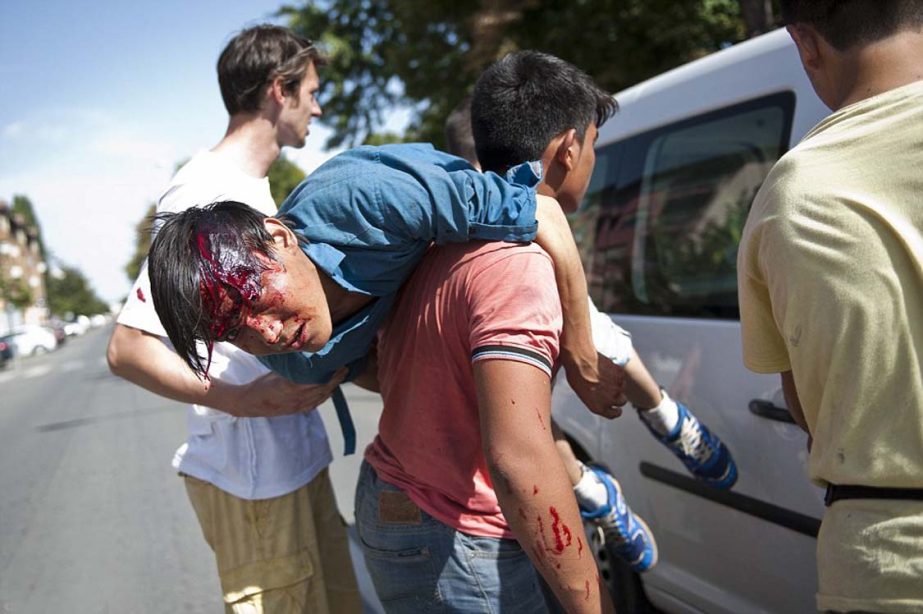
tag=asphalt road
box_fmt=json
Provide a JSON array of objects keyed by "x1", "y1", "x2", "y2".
[{"x1": 0, "y1": 325, "x2": 384, "y2": 614}]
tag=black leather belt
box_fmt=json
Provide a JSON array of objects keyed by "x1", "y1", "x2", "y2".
[{"x1": 825, "y1": 484, "x2": 923, "y2": 506}]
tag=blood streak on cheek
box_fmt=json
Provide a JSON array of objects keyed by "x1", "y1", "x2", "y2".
[
  {"x1": 585, "y1": 579, "x2": 591, "y2": 601},
  {"x1": 577, "y1": 536, "x2": 584, "y2": 558},
  {"x1": 533, "y1": 485, "x2": 539, "y2": 496}
]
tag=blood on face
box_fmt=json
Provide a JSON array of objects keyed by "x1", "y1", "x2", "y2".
[{"x1": 195, "y1": 229, "x2": 269, "y2": 372}]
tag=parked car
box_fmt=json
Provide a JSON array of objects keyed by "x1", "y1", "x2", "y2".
[
  {"x1": 2, "y1": 325, "x2": 59, "y2": 357},
  {"x1": 0, "y1": 336, "x2": 12, "y2": 368},
  {"x1": 63, "y1": 317, "x2": 89, "y2": 337},
  {"x1": 553, "y1": 28, "x2": 831, "y2": 614},
  {"x1": 48, "y1": 321, "x2": 67, "y2": 346}
]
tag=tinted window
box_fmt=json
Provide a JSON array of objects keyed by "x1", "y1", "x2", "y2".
[{"x1": 581, "y1": 92, "x2": 794, "y2": 319}]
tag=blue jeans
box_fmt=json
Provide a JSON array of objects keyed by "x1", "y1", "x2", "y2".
[{"x1": 355, "y1": 461, "x2": 548, "y2": 613}]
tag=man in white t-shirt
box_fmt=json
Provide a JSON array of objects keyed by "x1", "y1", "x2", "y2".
[
  {"x1": 107, "y1": 25, "x2": 360, "y2": 614},
  {"x1": 738, "y1": 2, "x2": 923, "y2": 612}
]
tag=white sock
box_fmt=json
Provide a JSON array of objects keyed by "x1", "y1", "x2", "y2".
[
  {"x1": 573, "y1": 462, "x2": 609, "y2": 511},
  {"x1": 639, "y1": 389, "x2": 680, "y2": 435}
]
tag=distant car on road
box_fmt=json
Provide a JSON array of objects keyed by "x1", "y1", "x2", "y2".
[
  {"x1": 64, "y1": 317, "x2": 89, "y2": 337},
  {"x1": 0, "y1": 336, "x2": 12, "y2": 368},
  {"x1": 1, "y1": 325, "x2": 58, "y2": 357}
]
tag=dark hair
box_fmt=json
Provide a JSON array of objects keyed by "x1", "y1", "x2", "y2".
[
  {"x1": 471, "y1": 51, "x2": 618, "y2": 174},
  {"x1": 444, "y1": 94, "x2": 479, "y2": 166},
  {"x1": 148, "y1": 201, "x2": 277, "y2": 377},
  {"x1": 217, "y1": 24, "x2": 326, "y2": 115},
  {"x1": 780, "y1": 0, "x2": 923, "y2": 50}
]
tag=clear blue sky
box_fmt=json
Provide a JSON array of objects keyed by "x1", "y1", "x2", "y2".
[{"x1": 0, "y1": 0, "x2": 341, "y2": 304}]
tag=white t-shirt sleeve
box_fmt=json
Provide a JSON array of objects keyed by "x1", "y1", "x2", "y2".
[
  {"x1": 116, "y1": 258, "x2": 168, "y2": 337},
  {"x1": 589, "y1": 296, "x2": 633, "y2": 366}
]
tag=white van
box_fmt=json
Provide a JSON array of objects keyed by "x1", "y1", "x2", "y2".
[{"x1": 553, "y1": 28, "x2": 831, "y2": 613}]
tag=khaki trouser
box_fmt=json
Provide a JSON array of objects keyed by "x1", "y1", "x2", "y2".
[{"x1": 184, "y1": 469, "x2": 362, "y2": 614}]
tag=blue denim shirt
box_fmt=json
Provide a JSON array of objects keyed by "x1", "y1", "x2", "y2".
[{"x1": 259, "y1": 143, "x2": 541, "y2": 384}]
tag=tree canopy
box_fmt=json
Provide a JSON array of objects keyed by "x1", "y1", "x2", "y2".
[
  {"x1": 125, "y1": 203, "x2": 156, "y2": 282},
  {"x1": 280, "y1": 0, "x2": 771, "y2": 149},
  {"x1": 46, "y1": 265, "x2": 109, "y2": 317},
  {"x1": 268, "y1": 155, "x2": 307, "y2": 206}
]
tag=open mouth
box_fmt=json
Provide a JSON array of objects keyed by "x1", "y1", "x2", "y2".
[{"x1": 288, "y1": 323, "x2": 306, "y2": 349}]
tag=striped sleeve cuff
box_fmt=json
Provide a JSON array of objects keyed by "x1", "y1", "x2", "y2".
[{"x1": 471, "y1": 344, "x2": 553, "y2": 377}]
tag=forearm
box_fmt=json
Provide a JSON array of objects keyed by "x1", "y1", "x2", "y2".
[
  {"x1": 108, "y1": 324, "x2": 249, "y2": 414},
  {"x1": 534, "y1": 196, "x2": 625, "y2": 416},
  {"x1": 533, "y1": 195, "x2": 595, "y2": 369},
  {"x1": 490, "y1": 451, "x2": 610, "y2": 613},
  {"x1": 477, "y1": 360, "x2": 612, "y2": 613},
  {"x1": 108, "y1": 324, "x2": 345, "y2": 417}
]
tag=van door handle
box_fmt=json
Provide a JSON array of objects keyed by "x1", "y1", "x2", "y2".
[{"x1": 748, "y1": 399, "x2": 795, "y2": 424}]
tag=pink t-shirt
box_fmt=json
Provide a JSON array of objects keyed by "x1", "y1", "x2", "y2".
[{"x1": 365, "y1": 240, "x2": 562, "y2": 539}]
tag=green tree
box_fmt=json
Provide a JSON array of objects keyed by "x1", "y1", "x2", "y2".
[
  {"x1": 268, "y1": 155, "x2": 307, "y2": 206},
  {"x1": 280, "y1": 0, "x2": 751, "y2": 148},
  {"x1": 11, "y1": 194, "x2": 45, "y2": 257},
  {"x1": 46, "y1": 265, "x2": 109, "y2": 317},
  {"x1": 125, "y1": 203, "x2": 157, "y2": 282},
  {"x1": 0, "y1": 277, "x2": 32, "y2": 311}
]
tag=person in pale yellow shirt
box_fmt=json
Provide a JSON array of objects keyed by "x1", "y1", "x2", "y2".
[{"x1": 737, "y1": 2, "x2": 923, "y2": 612}]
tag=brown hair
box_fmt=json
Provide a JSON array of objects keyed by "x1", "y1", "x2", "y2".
[{"x1": 217, "y1": 24, "x2": 326, "y2": 115}]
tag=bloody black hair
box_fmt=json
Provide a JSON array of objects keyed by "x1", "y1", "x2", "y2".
[{"x1": 148, "y1": 201, "x2": 277, "y2": 378}]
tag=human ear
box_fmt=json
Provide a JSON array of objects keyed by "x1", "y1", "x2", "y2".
[
  {"x1": 268, "y1": 76, "x2": 287, "y2": 106},
  {"x1": 555, "y1": 129, "x2": 578, "y2": 171},
  {"x1": 264, "y1": 218, "x2": 298, "y2": 252},
  {"x1": 787, "y1": 24, "x2": 822, "y2": 73}
]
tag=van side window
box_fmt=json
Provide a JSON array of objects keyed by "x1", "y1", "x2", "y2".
[{"x1": 587, "y1": 92, "x2": 794, "y2": 319}]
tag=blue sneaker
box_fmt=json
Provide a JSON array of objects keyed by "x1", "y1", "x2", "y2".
[
  {"x1": 642, "y1": 402, "x2": 738, "y2": 489},
  {"x1": 580, "y1": 465, "x2": 658, "y2": 573}
]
